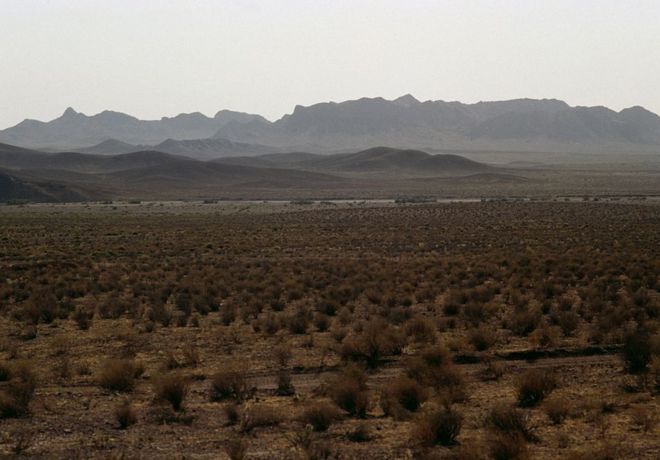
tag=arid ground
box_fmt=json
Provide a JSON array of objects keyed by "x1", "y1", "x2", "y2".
[{"x1": 0, "y1": 200, "x2": 658, "y2": 459}]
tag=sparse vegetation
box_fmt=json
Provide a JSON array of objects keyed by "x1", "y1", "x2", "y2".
[{"x1": 0, "y1": 201, "x2": 657, "y2": 457}]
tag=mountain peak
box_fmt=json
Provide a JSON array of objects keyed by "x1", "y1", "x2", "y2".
[
  {"x1": 394, "y1": 94, "x2": 420, "y2": 106},
  {"x1": 62, "y1": 107, "x2": 79, "y2": 117}
]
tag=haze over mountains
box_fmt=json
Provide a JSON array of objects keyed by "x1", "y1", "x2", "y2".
[{"x1": 2, "y1": 96, "x2": 660, "y2": 156}]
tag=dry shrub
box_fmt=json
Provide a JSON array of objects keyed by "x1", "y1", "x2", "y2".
[
  {"x1": 381, "y1": 376, "x2": 427, "y2": 419},
  {"x1": 224, "y1": 436, "x2": 248, "y2": 460},
  {"x1": 412, "y1": 405, "x2": 462, "y2": 446},
  {"x1": 486, "y1": 404, "x2": 536, "y2": 442},
  {"x1": 289, "y1": 429, "x2": 336, "y2": 459},
  {"x1": 532, "y1": 324, "x2": 560, "y2": 348},
  {"x1": 97, "y1": 359, "x2": 143, "y2": 392},
  {"x1": 489, "y1": 433, "x2": 529, "y2": 460},
  {"x1": 0, "y1": 361, "x2": 36, "y2": 418},
  {"x1": 544, "y1": 396, "x2": 570, "y2": 424},
  {"x1": 72, "y1": 306, "x2": 93, "y2": 330},
  {"x1": 517, "y1": 369, "x2": 557, "y2": 407},
  {"x1": 300, "y1": 402, "x2": 341, "y2": 431},
  {"x1": 340, "y1": 319, "x2": 404, "y2": 368},
  {"x1": 630, "y1": 406, "x2": 657, "y2": 432},
  {"x1": 210, "y1": 365, "x2": 250, "y2": 402},
  {"x1": 346, "y1": 422, "x2": 371, "y2": 442},
  {"x1": 148, "y1": 404, "x2": 194, "y2": 425},
  {"x1": 114, "y1": 400, "x2": 137, "y2": 429},
  {"x1": 330, "y1": 365, "x2": 369, "y2": 418},
  {"x1": 240, "y1": 404, "x2": 282, "y2": 433},
  {"x1": 404, "y1": 316, "x2": 437, "y2": 344},
  {"x1": 622, "y1": 326, "x2": 652, "y2": 374},
  {"x1": 555, "y1": 310, "x2": 580, "y2": 336},
  {"x1": 405, "y1": 345, "x2": 466, "y2": 402},
  {"x1": 480, "y1": 359, "x2": 506, "y2": 381},
  {"x1": 566, "y1": 443, "x2": 624, "y2": 460},
  {"x1": 153, "y1": 373, "x2": 189, "y2": 411},
  {"x1": 469, "y1": 324, "x2": 497, "y2": 351},
  {"x1": 508, "y1": 307, "x2": 542, "y2": 337},
  {"x1": 276, "y1": 369, "x2": 295, "y2": 396},
  {"x1": 273, "y1": 344, "x2": 293, "y2": 367},
  {"x1": 223, "y1": 403, "x2": 241, "y2": 425}
]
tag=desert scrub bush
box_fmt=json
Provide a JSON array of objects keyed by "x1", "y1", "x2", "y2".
[
  {"x1": 273, "y1": 343, "x2": 293, "y2": 367},
  {"x1": 97, "y1": 359, "x2": 143, "y2": 392},
  {"x1": 287, "y1": 306, "x2": 312, "y2": 334},
  {"x1": 289, "y1": 429, "x2": 335, "y2": 459},
  {"x1": 0, "y1": 361, "x2": 36, "y2": 418},
  {"x1": 224, "y1": 436, "x2": 248, "y2": 460},
  {"x1": 486, "y1": 404, "x2": 536, "y2": 442},
  {"x1": 340, "y1": 319, "x2": 404, "y2": 368},
  {"x1": 469, "y1": 324, "x2": 498, "y2": 351},
  {"x1": 330, "y1": 365, "x2": 370, "y2": 418},
  {"x1": 153, "y1": 373, "x2": 189, "y2": 411},
  {"x1": 300, "y1": 401, "x2": 341, "y2": 431},
  {"x1": 240, "y1": 404, "x2": 282, "y2": 433},
  {"x1": 114, "y1": 400, "x2": 137, "y2": 429},
  {"x1": 381, "y1": 376, "x2": 427, "y2": 419},
  {"x1": 544, "y1": 396, "x2": 570, "y2": 424},
  {"x1": 412, "y1": 405, "x2": 462, "y2": 446},
  {"x1": 71, "y1": 306, "x2": 93, "y2": 330},
  {"x1": 622, "y1": 326, "x2": 652, "y2": 374},
  {"x1": 630, "y1": 405, "x2": 657, "y2": 432},
  {"x1": 210, "y1": 365, "x2": 250, "y2": 402},
  {"x1": 346, "y1": 422, "x2": 371, "y2": 442},
  {"x1": 507, "y1": 306, "x2": 542, "y2": 337},
  {"x1": 480, "y1": 359, "x2": 506, "y2": 381},
  {"x1": 405, "y1": 345, "x2": 466, "y2": 401},
  {"x1": 276, "y1": 369, "x2": 295, "y2": 396},
  {"x1": 489, "y1": 433, "x2": 529, "y2": 460},
  {"x1": 516, "y1": 369, "x2": 557, "y2": 407},
  {"x1": 404, "y1": 316, "x2": 437, "y2": 344},
  {"x1": 21, "y1": 289, "x2": 59, "y2": 324},
  {"x1": 219, "y1": 402, "x2": 240, "y2": 426}
]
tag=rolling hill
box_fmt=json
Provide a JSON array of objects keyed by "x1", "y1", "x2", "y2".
[{"x1": 214, "y1": 147, "x2": 491, "y2": 177}]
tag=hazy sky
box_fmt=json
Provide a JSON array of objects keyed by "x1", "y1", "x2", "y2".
[{"x1": 1, "y1": 0, "x2": 659, "y2": 129}]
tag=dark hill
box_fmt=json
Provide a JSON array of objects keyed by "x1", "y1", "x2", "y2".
[{"x1": 304, "y1": 147, "x2": 490, "y2": 175}]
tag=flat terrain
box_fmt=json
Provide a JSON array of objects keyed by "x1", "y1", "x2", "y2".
[{"x1": 0, "y1": 201, "x2": 658, "y2": 459}]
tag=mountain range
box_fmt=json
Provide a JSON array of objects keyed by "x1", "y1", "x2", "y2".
[{"x1": 2, "y1": 96, "x2": 660, "y2": 156}]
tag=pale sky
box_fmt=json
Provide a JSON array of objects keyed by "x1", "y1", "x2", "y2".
[{"x1": 1, "y1": 0, "x2": 659, "y2": 129}]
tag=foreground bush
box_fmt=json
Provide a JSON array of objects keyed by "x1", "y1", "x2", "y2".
[
  {"x1": 210, "y1": 366, "x2": 250, "y2": 402},
  {"x1": 486, "y1": 404, "x2": 536, "y2": 442},
  {"x1": 544, "y1": 396, "x2": 570, "y2": 424},
  {"x1": 516, "y1": 369, "x2": 557, "y2": 407},
  {"x1": 330, "y1": 365, "x2": 369, "y2": 418},
  {"x1": 97, "y1": 359, "x2": 143, "y2": 392},
  {"x1": 490, "y1": 433, "x2": 529, "y2": 460},
  {"x1": 622, "y1": 326, "x2": 652, "y2": 374},
  {"x1": 153, "y1": 373, "x2": 189, "y2": 411},
  {"x1": 340, "y1": 319, "x2": 404, "y2": 368},
  {"x1": 405, "y1": 345, "x2": 466, "y2": 402},
  {"x1": 381, "y1": 376, "x2": 427, "y2": 419},
  {"x1": 412, "y1": 405, "x2": 462, "y2": 446},
  {"x1": 240, "y1": 404, "x2": 282, "y2": 433},
  {"x1": 114, "y1": 400, "x2": 137, "y2": 429},
  {"x1": 0, "y1": 361, "x2": 36, "y2": 418},
  {"x1": 300, "y1": 402, "x2": 341, "y2": 431}
]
